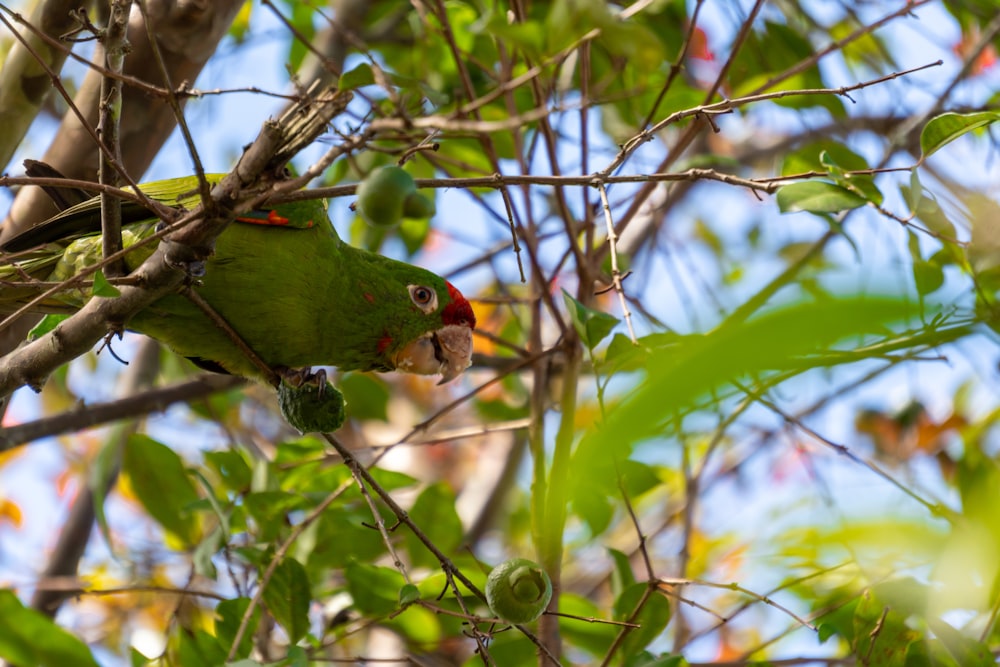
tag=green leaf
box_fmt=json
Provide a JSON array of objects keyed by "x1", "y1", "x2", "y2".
[
  {"x1": 562, "y1": 289, "x2": 619, "y2": 350},
  {"x1": 819, "y1": 149, "x2": 883, "y2": 205},
  {"x1": 557, "y1": 593, "x2": 617, "y2": 655},
  {"x1": 912, "y1": 261, "x2": 944, "y2": 296},
  {"x1": 853, "y1": 589, "x2": 916, "y2": 667},
  {"x1": 383, "y1": 604, "x2": 442, "y2": 645},
  {"x1": 176, "y1": 628, "x2": 226, "y2": 667},
  {"x1": 608, "y1": 548, "x2": 636, "y2": 597},
  {"x1": 27, "y1": 314, "x2": 68, "y2": 339},
  {"x1": 214, "y1": 597, "x2": 259, "y2": 661},
  {"x1": 399, "y1": 583, "x2": 421, "y2": 606},
  {"x1": 403, "y1": 483, "x2": 462, "y2": 569},
  {"x1": 613, "y1": 584, "x2": 671, "y2": 657},
  {"x1": 900, "y1": 171, "x2": 958, "y2": 239},
  {"x1": 817, "y1": 622, "x2": 839, "y2": 643},
  {"x1": 285, "y1": 646, "x2": 309, "y2": 667},
  {"x1": 92, "y1": 269, "x2": 121, "y2": 297},
  {"x1": 926, "y1": 618, "x2": 995, "y2": 666},
  {"x1": 782, "y1": 141, "x2": 869, "y2": 178},
  {"x1": 92, "y1": 433, "x2": 124, "y2": 557},
  {"x1": 635, "y1": 656, "x2": 687, "y2": 667},
  {"x1": 905, "y1": 639, "x2": 960, "y2": 667},
  {"x1": 122, "y1": 434, "x2": 201, "y2": 546},
  {"x1": 602, "y1": 332, "x2": 646, "y2": 373},
  {"x1": 130, "y1": 646, "x2": 151, "y2": 667},
  {"x1": 574, "y1": 296, "x2": 923, "y2": 474},
  {"x1": 244, "y1": 491, "x2": 308, "y2": 543},
  {"x1": 298, "y1": 505, "x2": 386, "y2": 569},
  {"x1": 907, "y1": 232, "x2": 945, "y2": 296},
  {"x1": 204, "y1": 449, "x2": 253, "y2": 492},
  {"x1": 904, "y1": 169, "x2": 923, "y2": 211},
  {"x1": 920, "y1": 111, "x2": 1000, "y2": 159},
  {"x1": 776, "y1": 181, "x2": 867, "y2": 214},
  {"x1": 0, "y1": 590, "x2": 101, "y2": 667},
  {"x1": 262, "y1": 557, "x2": 311, "y2": 644},
  {"x1": 345, "y1": 562, "x2": 407, "y2": 616},
  {"x1": 338, "y1": 62, "x2": 374, "y2": 90},
  {"x1": 572, "y1": 490, "x2": 613, "y2": 535},
  {"x1": 398, "y1": 216, "x2": 430, "y2": 256},
  {"x1": 338, "y1": 373, "x2": 390, "y2": 421}
]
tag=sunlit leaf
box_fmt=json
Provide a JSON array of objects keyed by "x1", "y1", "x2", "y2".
[
  {"x1": 0, "y1": 590, "x2": 101, "y2": 667},
  {"x1": 562, "y1": 289, "x2": 619, "y2": 350},
  {"x1": 92, "y1": 268, "x2": 120, "y2": 297},
  {"x1": 776, "y1": 181, "x2": 867, "y2": 214},
  {"x1": 578, "y1": 297, "x2": 921, "y2": 470},
  {"x1": 399, "y1": 583, "x2": 420, "y2": 606},
  {"x1": 920, "y1": 111, "x2": 1000, "y2": 159},
  {"x1": 926, "y1": 618, "x2": 995, "y2": 666},
  {"x1": 122, "y1": 434, "x2": 201, "y2": 546},
  {"x1": 27, "y1": 314, "x2": 68, "y2": 339},
  {"x1": 853, "y1": 589, "x2": 917, "y2": 666}
]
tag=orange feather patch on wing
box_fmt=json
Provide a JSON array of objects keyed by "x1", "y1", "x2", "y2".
[{"x1": 235, "y1": 210, "x2": 314, "y2": 227}]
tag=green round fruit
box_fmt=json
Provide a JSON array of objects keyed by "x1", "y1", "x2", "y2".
[
  {"x1": 485, "y1": 558, "x2": 552, "y2": 624},
  {"x1": 402, "y1": 191, "x2": 436, "y2": 219},
  {"x1": 278, "y1": 381, "x2": 346, "y2": 433},
  {"x1": 356, "y1": 166, "x2": 416, "y2": 228}
]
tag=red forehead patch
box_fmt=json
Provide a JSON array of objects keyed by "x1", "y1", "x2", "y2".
[{"x1": 442, "y1": 281, "x2": 476, "y2": 329}]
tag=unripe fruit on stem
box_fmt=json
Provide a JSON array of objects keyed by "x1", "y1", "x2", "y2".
[
  {"x1": 402, "y1": 191, "x2": 436, "y2": 219},
  {"x1": 356, "y1": 166, "x2": 416, "y2": 228},
  {"x1": 485, "y1": 558, "x2": 552, "y2": 623},
  {"x1": 357, "y1": 167, "x2": 436, "y2": 226}
]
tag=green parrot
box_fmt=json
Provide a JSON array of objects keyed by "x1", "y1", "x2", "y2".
[{"x1": 0, "y1": 172, "x2": 476, "y2": 387}]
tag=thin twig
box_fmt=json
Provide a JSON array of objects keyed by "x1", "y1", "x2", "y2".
[{"x1": 596, "y1": 182, "x2": 636, "y2": 343}]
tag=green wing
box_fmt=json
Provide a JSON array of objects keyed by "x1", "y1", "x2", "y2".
[{"x1": 2, "y1": 175, "x2": 211, "y2": 252}]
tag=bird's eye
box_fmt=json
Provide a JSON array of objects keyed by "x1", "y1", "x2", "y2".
[{"x1": 408, "y1": 284, "x2": 438, "y2": 313}]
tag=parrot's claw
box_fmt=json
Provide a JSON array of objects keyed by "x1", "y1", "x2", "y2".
[
  {"x1": 275, "y1": 367, "x2": 344, "y2": 434},
  {"x1": 277, "y1": 366, "x2": 328, "y2": 395}
]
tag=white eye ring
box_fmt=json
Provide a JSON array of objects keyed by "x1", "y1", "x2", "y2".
[{"x1": 408, "y1": 284, "x2": 438, "y2": 313}]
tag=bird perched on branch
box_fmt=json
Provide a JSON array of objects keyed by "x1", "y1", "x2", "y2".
[{"x1": 0, "y1": 164, "x2": 475, "y2": 429}]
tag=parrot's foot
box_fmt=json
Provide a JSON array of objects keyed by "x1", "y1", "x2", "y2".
[
  {"x1": 276, "y1": 367, "x2": 345, "y2": 434},
  {"x1": 160, "y1": 233, "x2": 208, "y2": 278},
  {"x1": 276, "y1": 366, "x2": 327, "y2": 393}
]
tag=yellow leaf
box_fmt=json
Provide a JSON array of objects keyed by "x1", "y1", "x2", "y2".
[{"x1": 0, "y1": 499, "x2": 22, "y2": 528}]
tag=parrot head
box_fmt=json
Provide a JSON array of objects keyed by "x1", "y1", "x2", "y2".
[
  {"x1": 343, "y1": 250, "x2": 476, "y2": 384},
  {"x1": 393, "y1": 280, "x2": 476, "y2": 384}
]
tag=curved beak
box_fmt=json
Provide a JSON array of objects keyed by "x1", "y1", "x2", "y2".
[{"x1": 394, "y1": 324, "x2": 473, "y2": 384}]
